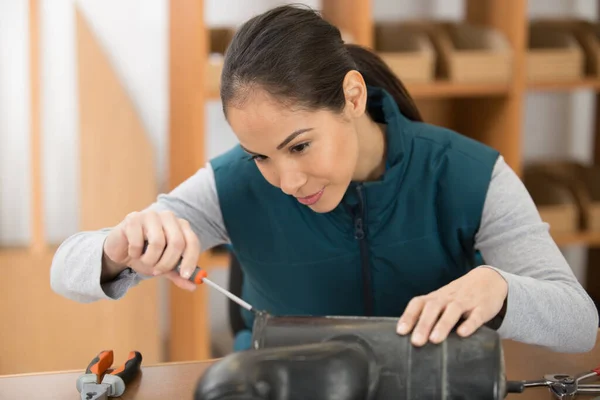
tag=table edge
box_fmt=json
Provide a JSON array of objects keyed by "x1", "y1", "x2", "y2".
[{"x1": 0, "y1": 358, "x2": 221, "y2": 379}]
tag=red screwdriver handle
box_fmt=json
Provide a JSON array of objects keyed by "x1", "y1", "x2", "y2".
[
  {"x1": 189, "y1": 268, "x2": 207, "y2": 285},
  {"x1": 109, "y1": 351, "x2": 142, "y2": 385}
]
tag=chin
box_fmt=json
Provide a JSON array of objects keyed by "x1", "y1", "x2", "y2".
[
  {"x1": 307, "y1": 203, "x2": 334, "y2": 213},
  {"x1": 306, "y1": 193, "x2": 342, "y2": 213}
]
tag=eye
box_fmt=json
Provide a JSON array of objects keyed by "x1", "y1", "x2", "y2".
[
  {"x1": 290, "y1": 142, "x2": 310, "y2": 154},
  {"x1": 250, "y1": 154, "x2": 268, "y2": 163}
]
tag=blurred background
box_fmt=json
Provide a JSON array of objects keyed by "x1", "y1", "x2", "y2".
[{"x1": 1, "y1": 0, "x2": 600, "y2": 376}]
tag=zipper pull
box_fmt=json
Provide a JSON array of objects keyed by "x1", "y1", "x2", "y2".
[
  {"x1": 355, "y1": 184, "x2": 364, "y2": 206},
  {"x1": 354, "y1": 217, "x2": 364, "y2": 240}
]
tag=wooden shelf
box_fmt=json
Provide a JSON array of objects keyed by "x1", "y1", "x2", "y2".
[
  {"x1": 527, "y1": 78, "x2": 600, "y2": 92},
  {"x1": 209, "y1": 78, "x2": 600, "y2": 99},
  {"x1": 553, "y1": 231, "x2": 600, "y2": 247},
  {"x1": 407, "y1": 81, "x2": 510, "y2": 98},
  {"x1": 206, "y1": 81, "x2": 510, "y2": 101}
]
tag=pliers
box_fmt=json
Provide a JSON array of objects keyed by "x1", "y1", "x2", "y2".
[
  {"x1": 76, "y1": 350, "x2": 142, "y2": 400},
  {"x1": 508, "y1": 364, "x2": 600, "y2": 399}
]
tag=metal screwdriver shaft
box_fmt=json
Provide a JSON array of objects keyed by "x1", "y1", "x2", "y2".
[
  {"x1": 201, "y1": 276, "x2": 255, "y2": 313},
  {"x1": 174, "y1": 263, "x2": 259, "y2": 315},
  {"x1": 142, "y1": 241, "x2": 259, "y2": 314}
]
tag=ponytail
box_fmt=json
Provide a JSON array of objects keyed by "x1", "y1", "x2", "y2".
[{"x1": 345, "y1": 44, "x2": 423, "y2": 122}]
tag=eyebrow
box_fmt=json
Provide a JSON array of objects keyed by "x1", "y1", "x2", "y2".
[
  {"x1": 240, "y1": 128, "x2": 314, "y2": 155},
  {"x1": 276, "y1": 128, "x2": 313, "y2": 150}
]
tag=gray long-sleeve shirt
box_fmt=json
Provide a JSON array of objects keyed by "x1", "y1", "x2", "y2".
[{"x1": 50, "y1": 155, "x2": 599, "y2": 352}]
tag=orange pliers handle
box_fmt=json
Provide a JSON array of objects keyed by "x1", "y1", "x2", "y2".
[{"x1": 86, "y1": 350, "x2": 143, "y2": 385}]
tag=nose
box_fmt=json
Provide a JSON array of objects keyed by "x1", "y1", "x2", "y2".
[{"x1": 278, "y1": 168, "x2": 307, "y2": 196}]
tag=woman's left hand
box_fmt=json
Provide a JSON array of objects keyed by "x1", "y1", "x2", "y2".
[{"x1": 396, "y1": 266, "x2": 508, "y2": 346}]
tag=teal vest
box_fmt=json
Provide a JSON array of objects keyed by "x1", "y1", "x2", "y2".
[{"x1": 210, "y1": 86, "x2": 499, "y2": 329}]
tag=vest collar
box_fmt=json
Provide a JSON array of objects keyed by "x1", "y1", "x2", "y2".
[
  {"x1": 331, "y1": 85, "x2": 413, "y2": 222},
  {"x1": 364, "y1": 85, "x2": 412, "y2": 170}
]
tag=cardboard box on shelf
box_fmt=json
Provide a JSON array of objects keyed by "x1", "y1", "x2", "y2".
[
  {"x1": 374, "y1": 22, "x2": 436, "y2": 83},
  {"x1": 434, "y1": 22, "x2": 512, "y2": 83},
  {"x1": 527, "y1": 21, "x2": 585, "y2": 82}
]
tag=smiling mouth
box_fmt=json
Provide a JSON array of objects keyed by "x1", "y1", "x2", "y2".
[{"x1": 296, "y1": 188, "x2": 325, "y2": 206}]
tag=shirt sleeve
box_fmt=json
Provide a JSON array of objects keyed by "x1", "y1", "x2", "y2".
[
  {"x1": 474, "y1": 155, "x2": 599, "y2": 352},
  {"x1": 50, "y1": 162, "x2": 230, "y2": 303}
]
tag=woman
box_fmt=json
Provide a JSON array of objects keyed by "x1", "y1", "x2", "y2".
[{"x1": 50, "y1": 4, "x2": 598, "y2": 352}]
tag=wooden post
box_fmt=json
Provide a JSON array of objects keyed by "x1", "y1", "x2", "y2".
[
  {"x1": 321, "y1": 0, "x2": 373, "y2": 47},
  {"x1": 169, "y1": 0, "x2": 207, "y2": 188},
  {"x1": 583, "y1": 1, "x2": 600, "y2": 317},
  {"x1": 29, "y1": 0, "x2": 44, "y2": 252},
  {"x1": 458, "y1": 0, "x2": 528, "y2": 176},
  {"x1": 596, "y1": 94, "x2": 600, "y2": 166},
  {"x1": 168, "y1": 0, "x2": 211, "y2": 362}
]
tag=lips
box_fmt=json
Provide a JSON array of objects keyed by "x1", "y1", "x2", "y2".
[{"x1": 297, "y1": 188, "x2": 325, "y2": 206}]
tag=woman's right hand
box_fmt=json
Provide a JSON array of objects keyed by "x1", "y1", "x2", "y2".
[{"x1": 102, "y1": 210, "x2": 200, "y2": 291}]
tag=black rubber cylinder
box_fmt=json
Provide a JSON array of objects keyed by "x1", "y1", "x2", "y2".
[
  {"x1": 250, "y1": 313, "x2": 507, "y2": 400},
  {"x1": 195, "y1": 339, "x2": 378, "y2": 400}
]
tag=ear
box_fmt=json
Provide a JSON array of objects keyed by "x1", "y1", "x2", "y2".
[{"x1": 341, "y1": 70, "x2": 367, "y2": 118}]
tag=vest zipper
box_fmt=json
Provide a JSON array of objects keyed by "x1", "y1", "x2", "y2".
[{"x1": 353, "y1": 184, "x2": 373, "y2": 316}]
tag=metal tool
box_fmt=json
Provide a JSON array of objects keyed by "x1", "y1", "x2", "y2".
[
  {"x1": 76, "y1": 350, "x2": 142, "y2": 400},
  {"x1": 142, "y1": 241, "x2": 259, "y2": 315},
  {"x1": 189, "y1": 265, "x2": 257, "y2": 314},
  {"x1": 507, "y1": 365, "x2": 600, "y2": 399}
]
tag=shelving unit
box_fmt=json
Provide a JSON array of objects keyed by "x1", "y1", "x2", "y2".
[
  {"x1": 406, "y1": 82, "x2": 511, "y2": 98},
  {"x1": 528, "y1": 78, "x2": 600, "y2": 91},
  {"x1": 169, "y1": 0, "x2": 600, "y2": 361}
]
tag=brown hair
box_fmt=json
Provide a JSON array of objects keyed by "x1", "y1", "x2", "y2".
[{"x1": 220, "y1": 4, "x2": 422, "y2": 122}]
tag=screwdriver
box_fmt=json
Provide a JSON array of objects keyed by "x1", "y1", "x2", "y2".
[{"x1": 142, "y1": 241, "x2": 258, "y2": 315}]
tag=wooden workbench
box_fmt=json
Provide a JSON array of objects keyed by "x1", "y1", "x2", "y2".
[{"x1": 2, "y1": 333, "x2": 600, "y2": 399}]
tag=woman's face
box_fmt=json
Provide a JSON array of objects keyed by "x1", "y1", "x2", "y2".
[{"x1": 225, "y1": 76, "x2": 367, "y2": 213}]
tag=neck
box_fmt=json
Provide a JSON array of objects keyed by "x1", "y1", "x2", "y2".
[{"x1": 352, "y1": 115, "x2": 387, "y2": 182}]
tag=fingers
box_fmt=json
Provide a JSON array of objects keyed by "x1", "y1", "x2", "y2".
[
  {"x1": 397, "y1": 295, "x2": 476, "y2": 346},
  {"x1": 140, "y1": 211, "x2": 166, "y2": 267},
  {"x1": 153, "y1": 211, "x2": 186, "y2": 275},
  {"x1": 429, "y1": 302, "x2": 464, "y2": 344},
  {"x1": 118, "y1": 210, "x2": 201, "y2": 284},
  {"x1": 410, "y1": 299, "x2": 445, "y2": 346},
  {"x1": 456, "y1": 309, "x2": 484, "y2": 337},
  {"x1": 178, "y1": 219, "x2": 200, "y2": 279},
  {"x1": 123, "y1": 214, "x2": 145, "y2": 260},
  {"x1": 164, "y1": 271, "x2": 196, "y2": 292},
  {"x1": 397, "y1": 296, "x2": 485, "y2": 346},
  {"x1": 128, "y1": 258, "x2": 153, "y2": 276},
  {"x1": 396, "y1": 269, "x2": 505, "y2": 346},
  {"x1": 397, "y1": 296, "x2": 425, "y2": 336}
]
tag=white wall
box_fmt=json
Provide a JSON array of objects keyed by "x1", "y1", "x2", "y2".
[
  {"x1": 39, "y1": 0, "x2": 78, "y2": 244},
  {"x1": 0, "y1": 0, "x2": 31, "y2": 246},
  {"x1": 35, "y1": 0, "x2": 169, "y2": 243},
  {"x1": 77, "y1": 0, "x2": 168, "y2": 189}
]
